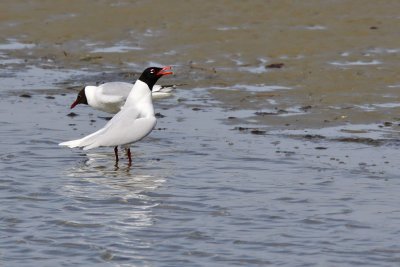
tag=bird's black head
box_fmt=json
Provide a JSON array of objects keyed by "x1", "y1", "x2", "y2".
[
  {"x1": 138, "y1": 66, "x2": 173, "y2": 90},
  {"x1": 70, "y1": 87, "x2": 88, "y2": 109}
]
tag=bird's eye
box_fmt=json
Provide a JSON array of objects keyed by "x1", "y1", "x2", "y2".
[{"x1": 150, "y1": 69, "x2": 154, "y2": 73}]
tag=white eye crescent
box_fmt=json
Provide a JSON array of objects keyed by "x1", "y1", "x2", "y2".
[{"x1": 150, "y1": 69, "x2": 155, "y2": 73}]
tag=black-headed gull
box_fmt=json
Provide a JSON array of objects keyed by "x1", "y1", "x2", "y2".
[
  {"x1": 59, "y1": 66, "x2": 173, "y2": 163},
  {"x1": 70, "y1": 82, "x2": 179, "y2": 114}
]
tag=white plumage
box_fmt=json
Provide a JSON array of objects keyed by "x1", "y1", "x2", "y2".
[
  {"x1": 60, "y1": 66, "x2": 173, "y2": 163},
  {"x1": 60, "y1": 80, "x2": 156, "y2": 150}
]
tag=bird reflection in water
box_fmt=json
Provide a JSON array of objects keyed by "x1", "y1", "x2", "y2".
[{"x1": 61, "y1": 152, "x2": 167, "y2": 230}]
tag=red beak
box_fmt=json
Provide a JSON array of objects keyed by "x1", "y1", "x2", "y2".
[
  {"x1": 157, "y1": 66, "x2": 173, "y2": 76},
  {"x1": 70, "y1": 99, "x2": 79, "y2": 109}
]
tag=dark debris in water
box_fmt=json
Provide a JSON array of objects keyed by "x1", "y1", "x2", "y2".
[
  {"x1": 380, "y1": 121, "x2": 393, "y2": 127},
  {"x1": 266, "y1": 63, "x2": 285, "y2": 69},
  {"x1": 276, "y1": 150, "x2": 295, "y2": 156},
  {"x1": 255, "y1": 111, "x2": 276, "y2": 116},
  {"x1": 250, "y1": 129, "x2": 267, "y2": 135},
  {"x1": 304, "y1": 134, "x2": 326, "y2": 140},
  {"x1": 300, "y1": 105, "x2": 312, "y2": 112},
  {"x1": 232, "y1": 126, "x2": 267, "y2": 135},
  {"x1": 19, "y1": 94, "x2": 32, "y2": 98},
  {"x1": 340, "y1": 129, "x2": 369, "y2": 134},
  {"x1": 98, "y1": 116, "x2": 112, "y2": 121},
  {"x1": 255, "y1": 109, "x2": 288, "y2": 116},
  {"x1": 67, "y1": 112, "x2": 78, "y2": 117},
  {"x1": 45, "y1": 95, "x2": 55, "y2": 99},
  {"x1": 155, "y1": 112, "x2": 165, "y2": 118},
  {"x1": 233, "y1": 126, "x2": 253, "y2": 131}
]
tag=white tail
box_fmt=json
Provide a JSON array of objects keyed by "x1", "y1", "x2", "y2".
[{"x1": 59, "y1": 127, "x2": 107, "y2": 149}]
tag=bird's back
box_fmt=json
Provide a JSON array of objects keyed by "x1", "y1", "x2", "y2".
[
  {"x1": 85, "y1": 82, "x2": 133, "y2": 113},
  {"x1": 99, "y1": 82, "x2": 133, "y2": 98}
]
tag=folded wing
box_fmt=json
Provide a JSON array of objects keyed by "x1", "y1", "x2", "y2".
[{"x1": 59, "y1": 106, "x2": 156, "y2": 150}]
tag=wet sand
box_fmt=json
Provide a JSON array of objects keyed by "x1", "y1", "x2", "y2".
[
  {"x1": 2, "y1": 1, "x2": 400, "y2": 129},
  {"x1": 1, "y1": 1, "x2": 400, "y2": 266}
]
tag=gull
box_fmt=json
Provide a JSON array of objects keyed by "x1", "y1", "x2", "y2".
[
  {"x1": 70, "y1": 82, "x2": 181, "y2": 114},
  {"x1": 59, "y1": 66, "x2": 173, "y2": 163}
]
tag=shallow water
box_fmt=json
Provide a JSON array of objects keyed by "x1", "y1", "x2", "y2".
[{"x1": 1, "y1": 1, "x2": 400, "y2": 266}]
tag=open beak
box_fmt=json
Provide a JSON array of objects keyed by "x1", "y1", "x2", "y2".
[{"x1": 157, "y1": 66, "x2": 173, "y2": 76}]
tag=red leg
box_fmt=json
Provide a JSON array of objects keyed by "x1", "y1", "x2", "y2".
[
  {"x1": 114, "y1": 146, "x2": 119, "y2": 162},
  {"x1": 127, "y1": 148, "x2": 132, "y2": 164}
]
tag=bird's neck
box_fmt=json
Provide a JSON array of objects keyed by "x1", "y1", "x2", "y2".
[
  {"x1": 124, "y1": 80, "x2": 153, "y2": 111},
  {"x1": 84, "y1": 86, "x2": 97, "y2": 106},
  {"x1": 127, "y1": 80, "x2": 151, "y2": 100}
]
